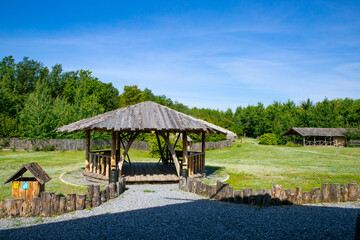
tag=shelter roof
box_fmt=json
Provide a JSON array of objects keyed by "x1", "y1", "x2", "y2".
[
  {"x1": 282, "y1": 127, "x2": 347, "y2": 137},
  {"x1": 56, "y1": 101, "x2": 228, "y2": 134},
  {"x1": 4, "y1": 162, "x2": 52, "y2": 185}
]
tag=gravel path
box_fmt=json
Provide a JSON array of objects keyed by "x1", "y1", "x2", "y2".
[{"x1": 0, "y1": 184, "x2": 359, "y2": 240}]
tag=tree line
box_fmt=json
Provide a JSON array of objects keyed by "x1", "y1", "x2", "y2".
[{"x1": 1, "y1": 56, "x2": 359, "y2": 142}]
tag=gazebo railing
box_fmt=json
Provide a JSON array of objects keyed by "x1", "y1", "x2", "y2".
[
  {"x1": 188, "y1": 152, "x2": 205, "y2": 175},
  {"x1": 304, "y1": 140, "x2": 336, "y2": 146},
  {"x1": 87, "y1": 152, "x2": 111, "y2": 178}
]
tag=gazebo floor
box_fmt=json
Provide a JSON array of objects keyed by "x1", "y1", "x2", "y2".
[{"x1": 121, "y1": 162, "x2": 179, "y2": 183}]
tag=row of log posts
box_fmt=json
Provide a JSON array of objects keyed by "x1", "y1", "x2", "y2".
[
  {"x1": 89, "y1": 153, "x2": 111, "y2": 176},
  {"x1": 0, "y1": 178, "x2": 126, "y2": 219},
  {"x1": 179, "y1": 178, "x2": 360, "y2": 207}
]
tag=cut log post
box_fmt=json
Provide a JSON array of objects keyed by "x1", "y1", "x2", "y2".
[
  {"x1": 321, "y1": 183, "x2": 329, "y2": 202},
  {"x1": 348, "y1": 183, "x2": 357, "y2": 201},
  {"x1": 355, "y1": 214, "x2": 360, "y2": 240},
  {"x1": 21, "y1": 200, "x2": 31, "y2": 217},
  {"x1": 120, "y1": 177, "x2": 126, "y2": 193},
  {"x1": 234, "y1": 190, "x2": 243, "y2": 204},
  {"x1": 340, "y1": 184, "x2": 348, "y2": 202},
  {"x1": 52, "y1": 194, "x2": 60, "y2": 216},
  {"x1": 105, "y1": 185, "x2": 110, "y2": 201},
  {"x1": 59, "y1": 197, "x2": 66, "y2": 213},
  {"x1": 356, "y1": 186, "x2": 360, "y2": 201},
  {"x1": 66, "y1": 194, "x2": 76, "y2": 212},
  {"x1": 249, "y1": 188, "x2": 256, "y2": 205},
  {"x1": 262, "y1": 189, "x2": 272, "y2": 207},
  {"x1": 179, "y1": 177, "x2": 185, "y2": 191},
  {"x1": 195, "y1": 179, "x2": 202, "y2": 195},
  {"x1": 116, "y1": 181, "x2": 121, "y2": 197},
  {"x1": 256, "y1": 188, "x2": 264, "y2": 206},
  {"x1": 209, "y1": 186, "x2": 216, "y2": 200},
  {"x1": 243, "y1": 188, "x2": 251, "y2": 204},
  {"x1": 109, "y1": 183, "x2": 116, "y2": 199},
  {"x1": 86, "y1": 185, "x2": 94, "y2": 208},
  {"x1": 0, "y1": 201, "x2": 3, "y2": 219},
  {"x1": 76, "y1": 194, "x2": 86, "y2": 210},
  {"x1": 192, "y1": 179, "x2": 197, "y2": 193},
  {"x1": 227, "y1": 187, "x2": 234, "y2": 203},
  {"x1": 4, "y1": 199, "x2": 15, "y2": 218},
  {"x1": 282, "y1": 189, "x2": 294, "y2": 205},
  {"x1": 295, "y1": 187, "x2": 302, "y2": 205},
  {"x1": 216, "y1": 181, "x2": 225, "y2": 201},
  {"x1": 92, "y1": 185, "x2": 101, "y2": 207},
  {"x1": 302, "y1": 191, "x2": 311, "y2": 204},
  {"x1": 31, "y1": 197, "x2": 41, "y2": 217},
  {"x1": 41, "y1": 192, "x2": 53, "y2": 217},
  {"x1": 272, "y1": 184, "x2": 282, "y2": 205},
  {"x1": 329, "y1": 183, "x2": 340, "y2": 202},
  {"x1": 310, "y1": 188, "x2": 321, "y2": 203},
  {"x1": 100, "y1": 190, "x2": 106, "y2": 204},
  {"x1": 14, "y1": 199, "x2": 23, "y2": 218},
  {"x1": 186, "y1": 177, "x2": 193, "y2": 193}
]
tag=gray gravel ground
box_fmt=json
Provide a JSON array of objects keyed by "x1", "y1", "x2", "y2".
[{"x1": 0, "y1": 184, "x2": 359, "y2": 240}]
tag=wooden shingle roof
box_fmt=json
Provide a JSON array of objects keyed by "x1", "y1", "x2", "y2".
[
  {"x1": 283, "y1": 127, "x2": 347, "y2": 137},
  {"x1": 4, "y1": 162, "x2": 52, "y2": 185},
  {"x1": 56, "y1": 101, "x2": 228, "y2": 134}
]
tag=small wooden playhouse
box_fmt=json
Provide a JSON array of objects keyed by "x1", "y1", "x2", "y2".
[{"x1": 4, "y1": 162, "x2": 52, "y2": 202}]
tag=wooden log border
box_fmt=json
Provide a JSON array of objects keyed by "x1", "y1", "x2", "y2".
[
  {"x1": 178, "y1": 178, "x2": 360, "y2": 208},
  {"x1": 0, "y1": 177, "x2": 126, "y2": 219}
]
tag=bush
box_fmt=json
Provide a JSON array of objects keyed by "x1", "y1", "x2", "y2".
[
  {"x1": 285, "y1": 142, "x2": 301, "y2": 147},
  {"x1": 259, "y1": 133, "x2": 278, "y2": 145},
  {"x1": 346, "y1": 128, "x2": 360, "y2": 140}
]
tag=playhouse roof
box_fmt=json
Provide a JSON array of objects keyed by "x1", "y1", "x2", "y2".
[{"x1": 4, "y1": 162, "x2": 52, "y2": 185}]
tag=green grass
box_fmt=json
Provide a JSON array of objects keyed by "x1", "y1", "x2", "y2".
[
  {"x1": 206, "y1": 138, "x2": 360, "y2": 191},
  {"x1": 0, "y1": 148, "x2": 152, "y2": 200},
  {"x1": 1, "y1": 139, "x2": 359, "y2": 200}
]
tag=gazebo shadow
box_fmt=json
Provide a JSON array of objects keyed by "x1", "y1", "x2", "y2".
[{"x1": 0, "y1": 199, "x2": 358, "y2": 240}]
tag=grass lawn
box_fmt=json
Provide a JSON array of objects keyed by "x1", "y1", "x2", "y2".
[
  {"x1": 0, "y1": 149, "x2": 151, "y2": 200},
  {"x1": 206, "y1": 138, "x2": 360, "y2": 191},
  {"x1": 0, "y1": 138, "x2": 359, "y2": 200}
]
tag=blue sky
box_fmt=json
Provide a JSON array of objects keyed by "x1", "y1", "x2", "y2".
[{"x1": 1, "y1": 0, "x2": 360, "y2": 110}]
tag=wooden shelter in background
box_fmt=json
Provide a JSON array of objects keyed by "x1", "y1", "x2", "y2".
[
  {"x1": 282, "y1": 127, "x2": 347, "y2": 147},
  {"x1": 4, "y1": 162, "x2": 51, "y2": 202},
  {"x1": 56, "y1": 101, "x2": 228, "y2": 183}
]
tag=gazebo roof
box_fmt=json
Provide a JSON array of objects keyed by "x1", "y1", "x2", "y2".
[
  {"x1": 282, "y1": 127, "x2": 347, "y2": 137},
  {"x1": 56, "y1": 101, "x2": 228, "y2": 134}
]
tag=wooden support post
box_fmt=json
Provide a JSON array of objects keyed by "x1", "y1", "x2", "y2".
[
  {"x1": 159, "y1": 131, "x2": 181, "y2": 177},
  {"x1": 111, "y1": 131, "x2": 117, "y2": 171},
  {"x1": 182, "y1": 132, "x2": 188, "y2": 171},
  {"x1": 85, "y1": 130, "x2": 91, "y2": 171},
  {"x1": 118, "y1": 132, "x2": 139, "y2": 175},
  {"x1": 92, "y1": 185, "x2": 101, "y2": 207},
  {"x1": 202, "y1": 132, "x2": 206, "y2": 170},
  {"x1": 66, "y1": 194, "x2": 76, "y2": 212},
  {"x1": 303, "y1": 137, "x2": 305, "y2": 147},
  {"x1": 117, "y1": 131, "x2": 121, "y2": 160},
  {"x1": 76, "y1": 194, "x2": 86, "y2": 210},
  {"x1": 155, "y1": 132, "x2": 165, "y2": 162},
  {"x1": 330, "y1": 183, "x2": 340, "y2": 202}
]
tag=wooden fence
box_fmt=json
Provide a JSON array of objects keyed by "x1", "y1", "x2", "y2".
[
  {"x1": 0, "y1": 178, "x2": 126, "y2": 218},
  {"x1": 179, "y1": 178, "x2": 360, "y2": 207},
  {"x1": 350, "y1": 140, "x2": 360, "y2": 148},
  {"x1": 0, "y1": 138, "x2": 233, "y2": 151}
]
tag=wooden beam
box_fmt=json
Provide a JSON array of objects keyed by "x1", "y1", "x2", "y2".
[
  {"x1": 182, "y1": 132, "x2": 188, "y2": 170},
  {"x1": 159, "y1": 131, "x2": 180, "y2": 177},
  {"x1": 118, "y1": 132, "x2": 139, "y2": 174},
  {"x1": 202, "y1": 131, "x2": 206, "y2": 171},
  {"x1": 85, "y1": 130, "x2": 91, "y2": 171},
  {"x1": 117, "y1": 131, "x2": 121, "y2": 159},
  {"x1": 111, "y1": 131, "x2": 117, "y2": 170},
  {"x1": 155, "y1": 132, "x2": 165, "y2": 161}
]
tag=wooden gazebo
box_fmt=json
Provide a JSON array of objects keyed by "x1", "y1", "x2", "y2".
[
  {"x1": 283, "y1": 127, "x2": 347, "y2": 147},
  {"x1": 56, "y1": 101, "x2": 227, "y2": 183}
]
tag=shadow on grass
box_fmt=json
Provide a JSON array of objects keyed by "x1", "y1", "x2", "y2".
[{"x1": 0, "y1": 198, "x2": 358, "y2": 240}]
